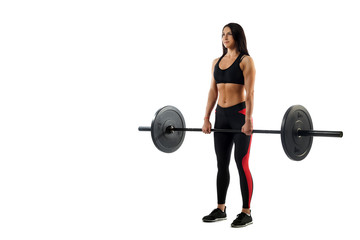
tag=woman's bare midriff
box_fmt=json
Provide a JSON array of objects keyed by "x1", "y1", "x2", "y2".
[{"x1": 217, "y1": 83, "x2": 246, "y2": 108}]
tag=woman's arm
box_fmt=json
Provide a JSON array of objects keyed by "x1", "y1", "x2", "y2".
[
  {"x1": 202, "y1": 58, "x2": 219, "y2": 133},
  {"x1": 242, "y1": 56, "x2": 256, "y2": 135}
]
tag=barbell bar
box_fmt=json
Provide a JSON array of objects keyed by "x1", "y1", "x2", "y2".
[
  {"x1": 138, "y1": 105, "x2": 343, "y2": 160},
  {"x1": 166, "y1": 128, "x2": 343, "y2": 137},
  {"x1": 138, "y1": 126, "x2": 281, "y2": 134}
]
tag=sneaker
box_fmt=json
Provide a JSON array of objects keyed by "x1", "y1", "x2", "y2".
[
  {"x1": 231, "y1": 212, "x2": 253, "y2": 228},
  {"x1": 202, "y1": 207, "x2": 227, "y2": 222}
]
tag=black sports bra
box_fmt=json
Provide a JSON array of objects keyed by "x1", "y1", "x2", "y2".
[{"x1": 214, "y1": 53, "x2": 247, "y2": 85}]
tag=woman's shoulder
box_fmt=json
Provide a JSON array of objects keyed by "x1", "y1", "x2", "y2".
[
  {"x1": 239, "y1": 55, "x2": 255, "y2": 72},
  {"x1": 212, "y1": 57, "x2": 220, "y2": 65},
  {"x1": 211, "y1": 57, "x2": 221, "y2": 70},
  {"x1": 240, "y1": 55, "x2": 254, "y2": 66},
  {"x1": 240, "y1": 54, "x2": 252, "y2": 62}
]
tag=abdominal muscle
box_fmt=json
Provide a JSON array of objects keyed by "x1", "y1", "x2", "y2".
[{"x1": 217, "y1": 83, "x2": 246, "y2": 108}]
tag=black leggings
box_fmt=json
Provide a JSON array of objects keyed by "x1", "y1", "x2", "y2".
[{"x1": 214, "y1": 102, "x2": 253, "y2": 209}]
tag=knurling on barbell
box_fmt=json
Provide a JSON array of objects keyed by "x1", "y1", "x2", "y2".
[{"x1": 138, "y1": 105, "x2": 343, "y2": 161}]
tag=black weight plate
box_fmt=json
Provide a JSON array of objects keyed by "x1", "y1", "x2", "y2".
[
  {"x1": 281, "y1": 105, "x2": 313, "y2": 161},
  {"x1": 151, "y1": 106, "x2": 186, "y2": 153}
]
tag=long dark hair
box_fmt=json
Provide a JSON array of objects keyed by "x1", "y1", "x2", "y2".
[{"x1": 222, "y1": 23, "x2": 249, "y2": 56}]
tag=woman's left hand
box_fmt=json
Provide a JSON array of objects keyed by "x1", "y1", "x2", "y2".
[{"x1": 241, "y1": 119, "x2": 253, "y2": 136}]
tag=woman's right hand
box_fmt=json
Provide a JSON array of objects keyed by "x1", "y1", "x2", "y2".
[{"x1": 202, "y1": 120, "x2": 212, "y2": 134}]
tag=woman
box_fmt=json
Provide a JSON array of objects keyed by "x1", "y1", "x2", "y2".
[{"x1": 202, "y1": 23, "x2": 256, "y2": 228}]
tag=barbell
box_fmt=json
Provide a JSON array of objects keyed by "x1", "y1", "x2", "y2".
[{"x1": 138, "y1": 105, "x2": 343, "y2": 161}]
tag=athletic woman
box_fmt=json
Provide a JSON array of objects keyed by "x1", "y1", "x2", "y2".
[{"x1": 202, "y1": 23, "x2": 256, "y2": 228}]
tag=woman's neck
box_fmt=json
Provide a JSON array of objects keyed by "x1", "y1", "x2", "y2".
[{"x1": 225, "y1": 48, "x2": 240, "y2": 58}]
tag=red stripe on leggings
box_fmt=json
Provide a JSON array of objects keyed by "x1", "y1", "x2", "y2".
[
  {"x1": 242, "y1": 135, "x2": 253, "y2": 208},
  {"x1": 238, "y1": 109, "x2": 246, "y2": 115}
]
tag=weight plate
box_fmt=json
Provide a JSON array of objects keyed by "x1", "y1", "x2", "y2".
[
  {"x1": 151, "y1": 106, "x2": 186, "y2": 153},
  {"x1": 281, "y1": 105, "x2": 313, "y2": 161}
]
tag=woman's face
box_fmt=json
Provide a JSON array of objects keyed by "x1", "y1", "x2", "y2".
[{"x1": 222, "y1": 27, "x2": 235, "y2": 49}]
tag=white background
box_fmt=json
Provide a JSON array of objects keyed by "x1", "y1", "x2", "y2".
[{"x1": 1, "y1": 0, "x2": 359, "y2": 239}]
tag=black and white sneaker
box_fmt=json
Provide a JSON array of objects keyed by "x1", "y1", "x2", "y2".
[
  {"x1": 231, "y1": 212, "x2": 253, "y2": 228},
  {"x1": 202, "y1": 207, "x2": 227, "y2": 222}
]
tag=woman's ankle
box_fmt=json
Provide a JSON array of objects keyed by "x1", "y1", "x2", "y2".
[
  {"x1": 217, "y1": 204, "x2": 226, "y2": 212},
  {"x1": 242, "y1": 208, "x2": 251, "y2": 215}
]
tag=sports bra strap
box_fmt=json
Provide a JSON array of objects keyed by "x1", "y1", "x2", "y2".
[{"x1": 239, "y1": 54, "x2": 247, "y2": 62}]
